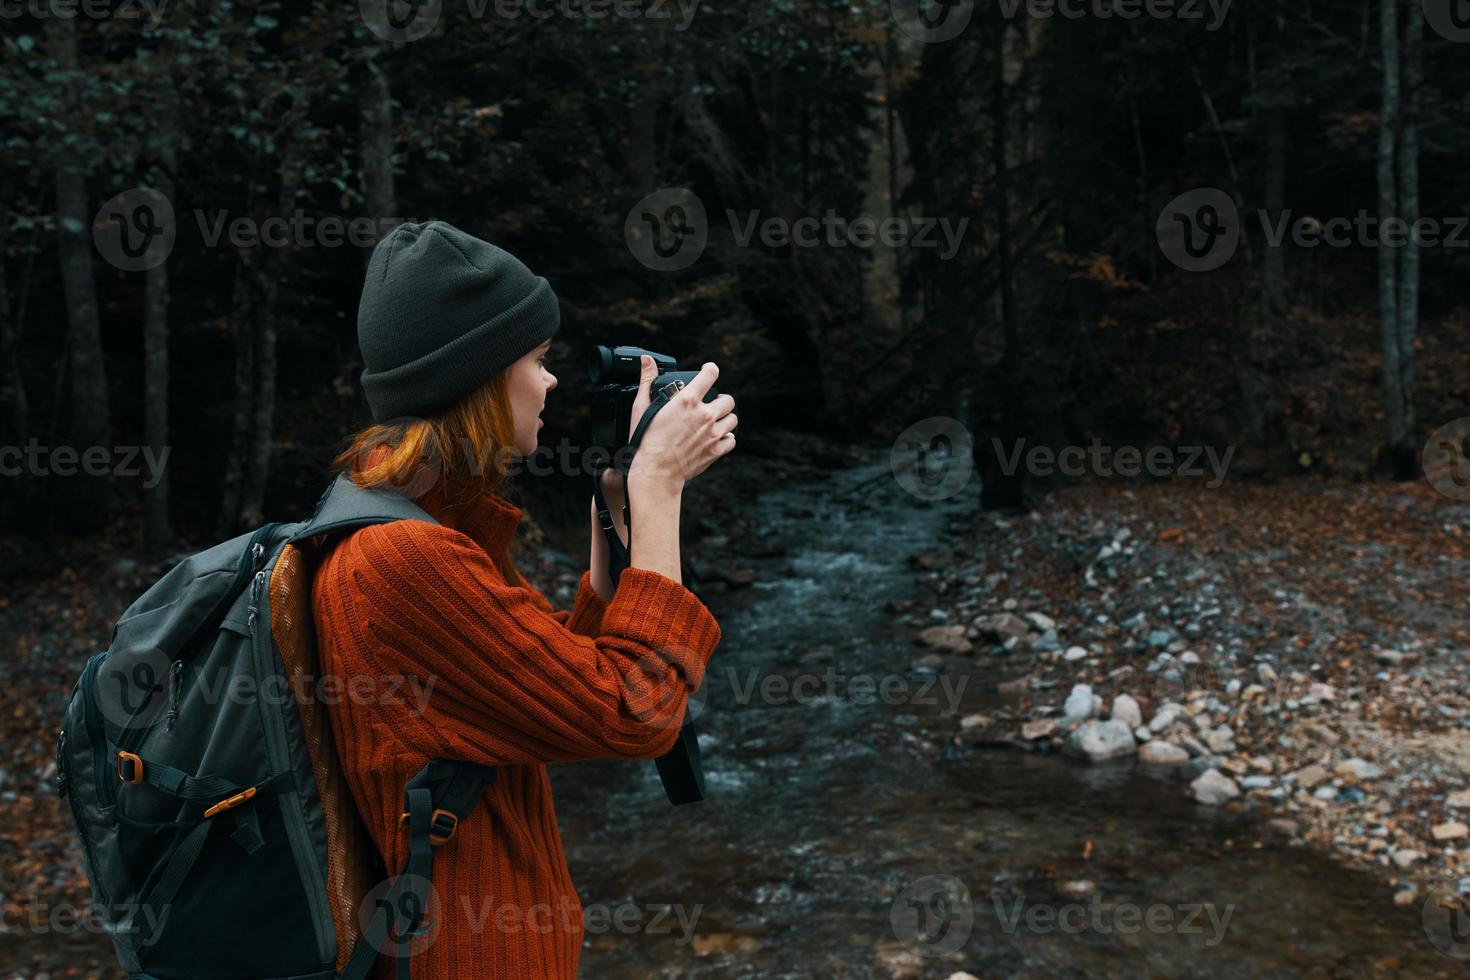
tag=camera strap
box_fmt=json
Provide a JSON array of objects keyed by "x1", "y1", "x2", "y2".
[
  {"x1": 590, "y1": 391, "x2": 707, "y2": 806},
  {"x1": 592, "y1": 392, "x2": 672, "y2": 583}
]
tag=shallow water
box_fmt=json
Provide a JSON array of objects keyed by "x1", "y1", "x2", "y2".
[{"x1": 552, "y1": 451, "x2": 1461, "y2": 978}]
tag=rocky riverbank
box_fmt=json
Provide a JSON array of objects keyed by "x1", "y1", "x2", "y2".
[{"x1": 903, "y1": 478, "x2": 1470, "y2": 915}]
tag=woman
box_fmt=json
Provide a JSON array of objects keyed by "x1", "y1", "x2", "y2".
[{"x1": 311, "y1": 220, "x2": 737, "y2": 978}]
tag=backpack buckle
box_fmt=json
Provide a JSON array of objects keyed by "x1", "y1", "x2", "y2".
[
  {"x1": 400, "y1": 807, "x2": 458, "y2": 845},
  {"x1": 116, "y1": 751, "x2": 144, "y2": 784},
  {"x1": 203, "y1": 786, "x2": 258, "y2": 819}
]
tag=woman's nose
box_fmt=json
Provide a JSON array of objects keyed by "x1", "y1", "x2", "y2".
[{"x1": 546, "y1": 371, "x2": 558, "y2": 391}]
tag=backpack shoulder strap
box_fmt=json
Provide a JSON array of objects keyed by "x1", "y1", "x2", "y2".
[
  {"x1": 340, "y1": 760, "x2": 496, "y2": 980},
  {"x1": 289, "y1": 474, "x2": 438, "y2": 544}
]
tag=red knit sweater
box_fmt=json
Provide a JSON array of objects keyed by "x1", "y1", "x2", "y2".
[{"x1": 310, "y1": 482, "x2": 722, "y2": 979}]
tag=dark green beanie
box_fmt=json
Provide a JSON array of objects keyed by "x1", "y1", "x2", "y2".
[{"x1": 357, "y1": 220, "x2": 560, "y2": 422}]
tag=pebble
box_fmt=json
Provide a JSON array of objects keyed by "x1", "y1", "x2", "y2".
[
  {"x1": 1139, "y1": 741, "x2": 1190, "y2": 766},
  {"x1": 1025, "y1": 611, "x2": 1057, "y2": 632},
  {"x1": 1431, "y1": 821, "x2": 1469, "y2": 842},
  {"x1": 1111, "y1": 694, "x2": 1142, "y2": 730},
  {"x1": 1335, "y1": 758, "x2": 1385, "y2": 781},
  {"x1": 1191, "y1": 769, "x2": 1241, "y2": 806},
  {"x1": 1064, "y1": 720, "x2": 1137, "y2": 762},
  {"x1": 1063, "y1": 684, "x2": 1095, "y2": 724},
  {"x1": 1293, "y1": 764, "x2": 1331, "y2": 789},
  {"x1": 1391, "y1": 849, "x2": 1424, "y2": 868},
  {"x1": 1021, "y1": 718, "x2": 1058, "y2": 740},
  {"x1": 917, "y1": 625, "x2": 972, "y2": 655},
  {"x1": 1064, "y1": 646, "x2": 1089, "y2": 662},
  {"x1": 1148, "y1": 704, "x2": 1184, "y2": 733}
]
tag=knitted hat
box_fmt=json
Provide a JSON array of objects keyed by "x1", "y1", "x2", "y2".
[{"x1": 357, "y1": 220, "x2": 560, "y2": 422}]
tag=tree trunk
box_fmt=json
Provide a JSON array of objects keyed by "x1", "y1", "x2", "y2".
[
  {"x1": 48, "y1": 16, "x2": 111, "y2": 530},
  {"x1": 0, "y1": 230, "x2": 27, "y2": 526},
  {"x1": 1377, "y1": 0, "x2": 1407, "y2": 471},
  {"x1": 360, "y1": 54, "x2": 398, "y2": 248},
  {"x1": 238, "y1": 154, "x2": 302, "y2": 529},
  {"x1": 1389, "y1": 0, "x2": 1421, "y2": 478},
  {"x1": 982, "y1": 15, "x2": 1024, "y2": 512},
  {"x1": 142, "y1": 80, "x2": 178, "y2": 552},
  {"x1": 1261, "y1": 0, "x2": 1288, "y2": 323},
  {"x1": 0, "y1": 230, "x2": 25, "y2": 455},
  {"x1": 217, "y1": 263, "x2": 255, "y2": 536}
]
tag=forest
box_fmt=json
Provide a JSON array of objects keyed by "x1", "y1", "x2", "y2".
[{"x1": 3, "y1": 0, "x2": 1470, "y2": 976}]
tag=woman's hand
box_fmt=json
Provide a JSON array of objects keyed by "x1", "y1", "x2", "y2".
[{"x1": 626, "y1": 357, "x2": 737, "y2": 492}]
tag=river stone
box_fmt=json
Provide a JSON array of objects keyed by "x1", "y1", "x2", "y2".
[
  {"x1": 1111, "y1": 694, "x2": 1143, "y2": 730},
  {"x1": 1335, "y1": 758, "x2": 1385, "y2": 781},
  {"x1": 1391, "y1": 849, "x2": 1425, "y2": 868},
  {"x1": 1022, "y1": 718, "x2": 1058, "y2": 740},
  {"x1": 1448, "y1": 790, "x2": 1470, "y2": 809},
  {"x1": 1178, "y1": 734, "x2": 1210, "y2": 758},
  {"x1": 1148, "y1": 703, "x2": 1184, "y2": 733},
  {"x1": 1292, "y1": 764, "x2": 1331, "y2": 790},
  {"x1": 917, "y1": 625, "x2": 972, "y2": 654},
  {"x1": 1191, "y1": 769, "x2": 1241, "y2": 806},
  {"x1": 1204, "y1": 726, "x2": 1236, "y2": 754},
  {"x1": 1064, "y1": 646, "x2": 1089, "y2": 662},
  {"x1": 1064, "y1": 720, "x2": 1136, "y2": 762},
  {"x1": 972, "y1": 612, "x2": 1032, "y2": 642},
  {"x1": 1139, "y1": 741, "x2": 1190, "y2": 766},
  {"x1": 1063, "y1": 684, "x2": 1095, "y2": 724},
  {"x1": 872, "y1": 943, "x2": 923, "y2": 980},
  {"x1": 1031, "y1": 628, "x2": 1061, "y2": 652},
  {"x1": 1431, "y1": 821, "x2": 1469, "y2": 842},
  {"x1": 1025, "y1": 611, "x2": 1056, "y2": 632}
]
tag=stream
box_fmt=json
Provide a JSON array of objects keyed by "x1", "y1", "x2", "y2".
[{"x1": 551, "y1": 448, "x2": 1460, "y2": 979}]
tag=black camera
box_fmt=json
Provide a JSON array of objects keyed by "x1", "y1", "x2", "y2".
[{"x1": 587, "y1": 345, "x2": 721, "y2": 469}]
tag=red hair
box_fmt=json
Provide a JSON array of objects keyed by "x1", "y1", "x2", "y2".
[{"x1": 331, "y1": 372, "x2": 527, "y2": 582}]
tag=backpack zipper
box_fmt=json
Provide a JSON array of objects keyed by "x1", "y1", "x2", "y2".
[{"x1": 246, "y1": 569, "x2": 266, "y2": 636}]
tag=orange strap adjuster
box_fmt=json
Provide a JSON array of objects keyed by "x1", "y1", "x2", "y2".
[
  {"x1": 203, "y1": 786, "x2": 258, "y2": 819},
  {"x1": 116, "y1": 751, "x2": 144, "y2": 784},
  {"x1": 400, "y1": 808, "x2": 458, "y2": 845}
]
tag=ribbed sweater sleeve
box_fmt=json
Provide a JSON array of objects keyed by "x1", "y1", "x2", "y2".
[
  {"x1": 519, "y1": 569, "x2": 609, "y2": 639},
  {"x1": 318, "y1": 520, "x2": 720, "y2": 767}
]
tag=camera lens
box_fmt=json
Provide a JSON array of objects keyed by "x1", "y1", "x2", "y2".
[{"x1": 588, "y1": 345, "x2": 613, "y2": 383}]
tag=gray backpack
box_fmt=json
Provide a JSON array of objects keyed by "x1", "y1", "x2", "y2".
[{"x1": 57, "y1": 475, "x2": 492, "y2": 979}]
